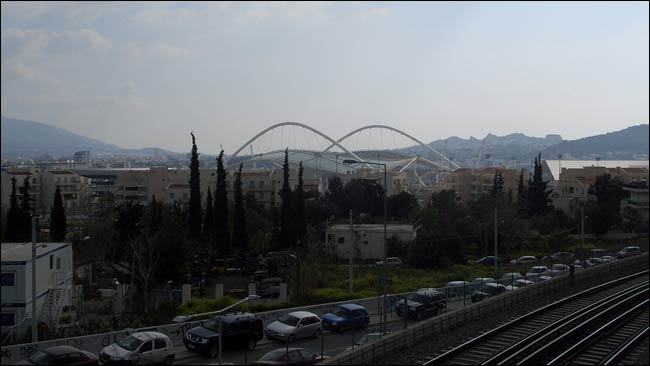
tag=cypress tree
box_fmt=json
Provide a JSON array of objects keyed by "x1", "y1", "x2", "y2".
[
  {"x1": 528, "y1": 153, "x2": 551, "y2": 215},
  {"x1": 215, "y1": 150, "x2": 230, "y2": 254},
  {"x1": 279, "y1": 148, "x2": 293, "y2": 248},
  {"x1": 232, "y1": 164, "x2": 248, "y2": 250},
  {"x1": 18, "y1": 176, "x2": 34, "y2": 241},
  {"x1": 294, "y1": 161, "x2": 306, "y2": 249},
  {"x1": 49, "y1": 186, "x2": 67, "y2": 241},
  {"x1": 491, "y1": 170, "x2": 504, "y2": 195},
  {"x1": 202, "y1": 188, "x2": 215, "y2": 241},
  {"x1": 6, "y1": 177, "x2": 22, "y2": 241},
  {"x1": 188, "y1": 132, "x2": 202, "y2": 239},
  {"x1": 149, "y1": 195, "x2": 162, "y2": 235}
]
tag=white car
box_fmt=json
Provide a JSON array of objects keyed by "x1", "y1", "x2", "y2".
[
  {"x1": 265, "y1": 311, "x2": 322, "y2": 343},
  {"x1": 471, "y1": 278, "x2": 495, "y2": 290},
  {"x1": 501, "y1": 272, "x2": 524, "y2": 282},
  {"x1": 549, "y1": 264, "x2": 570, "y2": 276},
  {"x1": 505, "y1": 279, "x2": 535, "y2": 291},
  {"x1": 376, "y1": 257, "x2": 402, "y2": 266},
  {"x1": 525, "y1": 266, "x2": 549, "y2": 282},
  {"x1": 510, "y1": 256, "x2": 537, "y2": 265},
  {"x1": 100, "y1": 331, "x2": 175, "y2": 365}
]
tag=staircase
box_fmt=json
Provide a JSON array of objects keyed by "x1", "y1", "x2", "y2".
[{"x1": 39, "y1": 286, "x2": 71, "y2": 330}]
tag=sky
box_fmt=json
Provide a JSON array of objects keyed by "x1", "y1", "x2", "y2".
[{"x1": 1, "y1": 1, "x2": 648, "y2": 155}]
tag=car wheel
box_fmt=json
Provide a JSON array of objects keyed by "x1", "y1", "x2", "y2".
[
  {"x1": 247, "y1": 337, "x2": 258, "y2": 351},
  {"x1": 313, "y1": 328, "x2": 322, "y2": 338},
  {"x1": 288, "y1": 334, "x2": 295, "y2": 343},
  {"x1": 164, "y1": 355, "x2": 175, "y2": 365},
  {"x1": 209, "y1": 345, "x2": 219, "y2": 358}
]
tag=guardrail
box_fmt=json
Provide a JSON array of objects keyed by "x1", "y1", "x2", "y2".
[{"x1": 323, "y1": 253, "x2": 649, "y2": 365}]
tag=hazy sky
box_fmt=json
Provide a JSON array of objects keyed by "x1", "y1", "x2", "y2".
[{"x1": 1, "y1": 1, "x2": 648, "y2": 154}]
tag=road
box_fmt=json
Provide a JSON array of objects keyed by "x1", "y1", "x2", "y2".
[{"x1": 172, "y1": 298, "x2": 470, "y2": 364}]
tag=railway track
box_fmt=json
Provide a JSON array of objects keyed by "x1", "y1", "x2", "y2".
[{"x1": 423, "y1": 270, "x2": 649, "y2": 365}]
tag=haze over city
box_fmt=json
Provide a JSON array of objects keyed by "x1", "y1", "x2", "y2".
[{"x1": 1, "y1": 1, "x2": 648, "y2": 154}]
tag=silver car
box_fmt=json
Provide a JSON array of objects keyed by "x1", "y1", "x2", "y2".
[
  {"x1": 265, "y1": 311, "x2": 322, "y2": 343},
  {"x1": 100, "y1": 331, "x2": 175, "y2": 365}
]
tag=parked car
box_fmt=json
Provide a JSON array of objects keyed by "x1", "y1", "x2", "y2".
[
  {"x1": 536, "y1": 275, "x2": 552, "y2": 282},
  {"x1": 265, "y1": 311, "x2": 322, "y2": 343},
  {"x1": 525, "y1": 266, "x2": 549, "y2": 281},
  {"x1": 617, "y1": 246, "x2": 641, "y2": 259},
  {"x1": 475, "y1": 256, "x2": 499, "y2": 266},
  {"x1": 15, "y1": 345, "x2": 98, "y2": 365},
  {"x1": 500, "y1": 272, "x2": 524, "y2": 282},
  {"x1": 510, "y1": 256, "x2": 537, "y2": 265},
  {"x1": 471, "y1": 283, "x2": 506, "y2": 302},
  {"x1": 100, "y1": 331, "x2": 174, "y2": 365},
  {"x1": 258, "y1": 277, "x2": 283, "y2": 298},
  {"x1": 505, "y1": 279, "x2": 535, "y2": 291},
  {"x1": 540, "y1": 255, "x2": 560, "y2": 264},
  {"x1": 183, "y1": 312, "x2": 263, "y2": 358},
  {"x1": 589, "y1": 249, "x2": 606, "y2": 258},
  {"x1": 552, "y1": 252, "x2": 575, "y2": 263},
  {"x1": 375, "y1": 257, "x2": 402, "y2": 266},
  {"x1": 444, "y1": 281, "x2": 471, "y2": 298},
  {"x1": 321, "y1": 304, "x2": 369, "y2": 331},
  {"x1": 395, "y1": 288, "x2": 447, "y2": 320},
  {"x1": 549, "y1": 264, "x2": 570, "y2": 276},
  {"x1": 470, "y1": 278, "x2": 496, "y2": 289},
  {"x1": 251, "y1": 348, "x2": 329, "y2": 365},
  {"x1": 344, "y1": 331, "x2": 392, "y2": 351}
]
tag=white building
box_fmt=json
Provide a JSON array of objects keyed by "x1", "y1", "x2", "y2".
[
  {"x1": 326, "y1": 224, "x2": 418, "y2": 260},
  {"x1": 1, "y1": 242, "x2": 74, "y2": 339}
]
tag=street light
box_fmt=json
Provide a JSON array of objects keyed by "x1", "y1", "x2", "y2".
[
  {"x1": 30, "y1": 216, "x2": 48, "y2": 342},
  {"x1": 342, "y1": 159, "x2": 387, "y2": 335},
  {"x1": 172, "y1": 294, "x2": 261, "y2": 365}
]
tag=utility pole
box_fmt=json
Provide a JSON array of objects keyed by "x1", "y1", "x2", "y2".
[
  {"x1": 494, "y1": 207, "x2": 498, "y2": 275},
  {"x1": 31, "y1": 216, "x2": 38, "y2": 343},
  {"x1": 349, "y1": 209, "x2": 353, "y2": 299},
  {"x1": 580, "y1": 203, "x2": 585, "y2": 262}
]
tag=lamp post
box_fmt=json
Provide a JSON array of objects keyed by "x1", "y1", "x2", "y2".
[
  {"x1": 172, "y1": 295, "x2": 261, "y2": 365},
  {"x1": 31, "y1": 216, "x2": 38, "y2": 342},
  {"x1": 343, "y1": 159, "x2": 387, "y2": 335}
]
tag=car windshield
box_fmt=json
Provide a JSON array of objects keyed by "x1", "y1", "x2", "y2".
[
  {"x1": 482, "y1": 285, "x2": 498, "y2": 294},
  {"x1": 202, "y1": 319, "x2": 220, "y2": 332},
  {"x1": 28, "y1": 351, "x2": 55, "y2": 365},
  {"x1": 530, "y1": 267, "x2": 545, "y2": 273},
  {"x1": 278, "y1": 314, "x2": 300, "y2": 327},
  {"x1": 357, "y1": 334, "x2": 381, "y2": 345},
  {"x1": 260, "y1": 350, "x2": 287, "y2": 361},
  {"x1": 514, "y1": 280, "x2": 528, "y2": 287},
  {"x1": 118, "y1": 335, "x2": 144, "y2": 351},
  {"x1": 332, "y1": 307, "x2": 352, "y2": 318},
  {"x1": 406, "y1": 293, "x2": 427, "y2": 303}
]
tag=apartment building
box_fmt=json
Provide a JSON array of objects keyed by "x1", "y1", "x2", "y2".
[{"x1": 436, "y1": 167, "x2": 527, "y2": 203}]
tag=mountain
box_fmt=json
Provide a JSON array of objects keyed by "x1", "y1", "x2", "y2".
[
  {"x1": 1, "y1": 116, "x2": 180, "y2": 158},
  {"x1": 542, "y1": 124, "x2": 649, "y2": 160}
]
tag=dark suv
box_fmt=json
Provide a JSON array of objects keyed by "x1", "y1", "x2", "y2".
[
  {"x1": 183, "y1": 312, "x2": 263, "y2": 358},
  {"x1": 396, "y1": 288, "x2": 447, "y2": 320}
]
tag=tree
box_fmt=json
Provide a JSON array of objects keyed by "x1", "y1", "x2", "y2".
[
  {"x1": 49, "y1": 186, "x2": 67, "y2": 241},
  {"x1": 491, "y1": 170, "x2": 504, "y2": 195},
  {"x1": 232, "y1": 164, "x2": 248, "y2": 250},
  {"x1": 527, "y1": 154, "x2": 551, "y2": 216},
  {"x1": 387, "y1": 191, "x2": 418, "y2": 220},
  {"x1": 517, "y1": 170, "x2": 527, "y2": 213},
  {"x1": 279, "y1": 148, "x2": 293, "y2": 248},
  {"x1": 149, "y1": 195, "x2": 162, "y2": 235},
  {"x1": 585, "y1": 174, "x2": 629, "y2": 234},
  {"x1": 188, "y1": 132, "x2": 202, "y2": 240},
  {"x1": 6, "y1": 177, "x2": 23, "y2": 241},
  {"x1": 17, "y1": 176, "x2": 34, "y2": 241},
  {"x1": 202, "y1": 188, "x2": 215, "y2": 241},
  {"x1": 129, "y1": 235, "x2": 159, "y2": 313},
  {"x1": 294, "y1": 162, "x2": 306, "y2": 249},
  {"x1": 112, "y1": 201, "x2": 144, "y2": 262},
  {"x1": 214, "y1": 150, "x2": 230, "y2": 255},
  {"x1": 325, "y1": 176, "x2": 346, "y2": 217}
]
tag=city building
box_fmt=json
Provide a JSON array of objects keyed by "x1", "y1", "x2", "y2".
[
  {"x1": 40, "y1": 170, "x2": 90, "y2": 216},
  {"x1": 542, "y1": 160, "x2": 649, "y2": 191},
  {"x1": 1, "y1": 242, "x2": 74, "y2": 340},
  {"x1": 621, "y1": 180, "x2": 649, "y2": 226},
  {"x1": 436, "y1": 167, "x2": 527, "y2": 203},
  {"x1": 326, "y1": 224, "x2": 419, "y2": 260}
]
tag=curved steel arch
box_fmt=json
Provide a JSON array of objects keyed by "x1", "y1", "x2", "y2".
[
  {"x1": 324, "y1": 124, "x2": 461, "y2": 170},
  {"x1": 226, "y1": 122, "x2": 367, "y2": 167}
]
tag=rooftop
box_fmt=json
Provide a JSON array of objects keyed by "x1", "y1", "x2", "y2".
[
  {"x1": 544, "y1": 160, "x2": 649, "y2": 181},
  {"x1": 1, "y1": 242, "x2": 70, "y2": 262}
]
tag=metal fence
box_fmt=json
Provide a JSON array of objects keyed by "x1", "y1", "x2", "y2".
[{"x1": 323, "y1": 253, "x2": 649, "y2": 365}]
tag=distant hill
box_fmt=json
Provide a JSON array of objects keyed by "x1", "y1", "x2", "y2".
[
  {"x1": 1, "y1": 116, "x2": 180, "y2": 158},
  {"x1": 542, "y1": 124, "x2": 649, "y2": 160}
]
